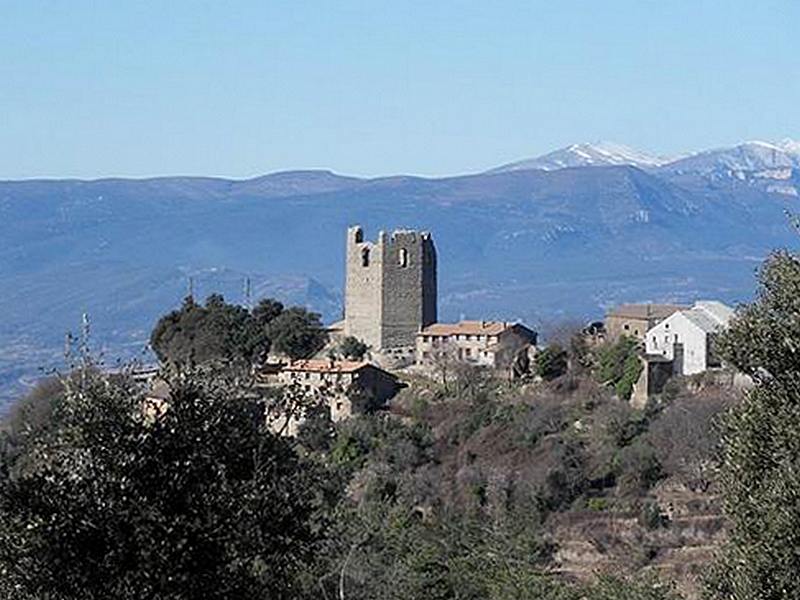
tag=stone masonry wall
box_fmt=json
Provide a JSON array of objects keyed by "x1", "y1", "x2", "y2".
[
  {"x1": 344, "y1": 226, "x2": 384, "y2": 349},
  {"x1": 381, "y1": 230, "x2": 437, "y2": 348},
  {"x1": 344, "y1": 226, "x2": 437, "y2": 350}
]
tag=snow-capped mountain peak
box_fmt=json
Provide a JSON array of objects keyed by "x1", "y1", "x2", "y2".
[
  {"x1": 778, "y1": 138, "x2": 800, "y2": 156},
  {"x1": 489, "y1": 141, "x2": 671, "y2": 173},
  {"x1": 661, "y1": 140, "x2": 800, "y2": 176}
]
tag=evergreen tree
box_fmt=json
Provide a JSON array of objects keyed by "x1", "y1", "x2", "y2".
[
  {"x1": 706, "y1": 251, "x2": 800, "y2": 598},
  {"x1": 0, "y1": 366, "x2": 332, "y2": 600},
  {"x1": 268, "y1": 307, "x2": 328, "y2": 360},
  {"x1": 340, "y1": 336, "x2": 368, "y2": 360},
  {"x1": 535, "y1": 344, "x2": 569, "y2": 380},
  {"x1": 595, "y1": 336, "x2": 642, "y2": 401},
  {"x1": 150, "y1": 295, "x2": 272, "y2": 366}
]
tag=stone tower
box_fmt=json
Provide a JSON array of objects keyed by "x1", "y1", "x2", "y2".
[{"x1": 344, "y1": 225, "x2": 437, "y2": 350}]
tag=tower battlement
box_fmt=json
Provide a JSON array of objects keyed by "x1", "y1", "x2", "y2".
[{"x1": 344, "y1": 225, "x2": 437, "y2": 350}]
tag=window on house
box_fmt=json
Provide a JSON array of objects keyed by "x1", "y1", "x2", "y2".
[
  {"x1": 465, "y1": 348, "x2": 472, "y2": 357},
  {"x1": 634, "y1": 329, "x2": 639, "y2": 335},
  {"x1": 398, "y1": 248, "x2": 408, "y2": 267},
  {"x1": 361, "y1": 248, "x2": 370, "y2": 267},
  {"x1": 623, "y1": 324, "x2": 630, "y2": 330}
]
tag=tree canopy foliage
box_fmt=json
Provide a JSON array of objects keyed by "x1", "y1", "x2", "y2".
[
  {"x1": 150, "y1": 294, "x2": 327, "y2": 366},
  {"x1": 339, "y1": 335, "x2": 369, "y2": 360},
  {"x1": 707, "y1": 251, "x2": 800, "y2": 598},
  {"x1": 595, "y1": 336, "x2": 643, "y2": 401},
  {"x1": 535, "y1": 344, "x2": 569, "y2": 380},
  {"x1": 0, "y1": 367, "x2": 333, "y2": 600},
  {"x1": 268, "y1": 307, "x2": 328, "y2": 360}
]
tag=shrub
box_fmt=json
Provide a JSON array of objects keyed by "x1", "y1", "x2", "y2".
[
  {"x1": 595, "y1": 337, "x2": 642, "y2": 400},
  {"x1": 587, "y1": 497, "x2": 609, "y2": 512},
  {"x1": 616, "y1": 440, "x2": 663, "y2": 495},
  {"x1": 340, "y1": 336, "x2": 369, "y2": 360},
  {"x1": 536, "y1": 344, "x2": 569, "y2": 380},
  {"x1": 638, "y1": 502, "x2": 668, "y2": 530}
]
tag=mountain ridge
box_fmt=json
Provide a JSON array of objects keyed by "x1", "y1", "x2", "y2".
[
  {"x1": 489, "y1": 139, "x2": 800, "y2": 175},
  {"x1": 2, "y1": 139, "x2": 800, "y2": 405}
]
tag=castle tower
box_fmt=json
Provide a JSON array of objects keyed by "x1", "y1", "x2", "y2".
[{"x1": 344, "y1": 225, "x2": 437, "y2": 350}]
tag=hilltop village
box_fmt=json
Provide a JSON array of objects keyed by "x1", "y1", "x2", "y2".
[
  {"x1": 6, "y1": 221, "x2": 790, "y2": 599},
  {"x1": 256, "y1": 225, "x2": 741, "y2": 431}
]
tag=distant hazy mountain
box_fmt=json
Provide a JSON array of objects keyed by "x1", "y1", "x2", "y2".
[
  {"x1": 489, "y1": 142, "x2": 671, "y2": 173},
  {"x1": 2, "y1": 138, "x2": 800, "y2": 405}
]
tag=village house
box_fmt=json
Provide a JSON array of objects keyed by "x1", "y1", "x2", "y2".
[
  {"x1": 605, "y1": 303, "x2": 687, "y2": 342},
  {"x1": 415, "y1": 320, "x2": 537, "y2": 376},
  {"x1": 259, "y1": 359, "x2": 400, "y2": 434},
  {"x1": 644, "y1": 301, "x2": 735, "y2": 376}
]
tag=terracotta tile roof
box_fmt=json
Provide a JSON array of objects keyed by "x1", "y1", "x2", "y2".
[
  {"x1": 280, "y1": 359, "x2": 370, "y2": 374},
  {"x1": 606, "y1": 303, "x2": 686, "y2": 320},
  {"x1": 418, "y1": 320, "x2": 515, "y2": 337}
]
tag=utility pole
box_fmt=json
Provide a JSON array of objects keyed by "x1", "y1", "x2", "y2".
[{"x1": 244, "y1": 276, "x2": 252, "y2": 310}]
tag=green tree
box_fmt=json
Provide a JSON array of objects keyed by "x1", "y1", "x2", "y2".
[
  {"x1": 268, "y1": 307, "x2": 328, "y2": 360},
  {"x1": 0, "y1": 367, "x2": 332, "y2": 600},
  {"x1": 252, "y1": 297, "x2": 284, "y2": 327},
  {"x1": 595, "y1": 336, "x2": 642, "y2": 401},
  {"x1": 340, "y1": 336, "x2": 369, "y2": 360},
  {"x1": 150, "y1": 295, "x2": 268, "y2": 366},
  {"x1": 0, "y1": 377, "x2": 64, "y2": 467},
  {"x1": 706, "y1": 251, "x2": 800, "y2": 598},
  {"x1": 535, "y1": 344, "x2": 569, "y2": 380},
  {"x1": 616, "y1": 351, "x2": 643, "y2": 401}
]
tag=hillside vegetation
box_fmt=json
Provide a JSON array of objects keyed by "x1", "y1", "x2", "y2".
[{"x1": 2, "y1": 249, "x2": 800, "y2": 598}]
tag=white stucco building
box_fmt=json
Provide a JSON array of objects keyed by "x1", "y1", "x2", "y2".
[{"x1": 645, "y1": 301, "x2": 735, "y2": 375}]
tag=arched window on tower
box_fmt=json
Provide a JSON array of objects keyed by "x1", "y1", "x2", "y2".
[
  {"x1": 361, "y1": 247, "x2": 370, "y2": 267},
  {"x1": 398, "y1": 248, "x2": 408, "y2": 268}
]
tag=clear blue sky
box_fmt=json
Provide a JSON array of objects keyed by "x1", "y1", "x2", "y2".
[{"x1": 1, "y1": 0, "x2": 798, "y2": 179}]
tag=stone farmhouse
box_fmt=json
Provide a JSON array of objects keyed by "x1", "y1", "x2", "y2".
[
  {"x1": 259, "y1": 359, "x2": 400, "y2": 435},
  {"x1": 416, "y1": 320, "x2": 537, "y2": 376},
  {"x1": 605, "y1": 303, "x2": 686, "y2": 342},
  {"x1": 644, "y1": 301, "x2": 734, "y2": 376}
]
